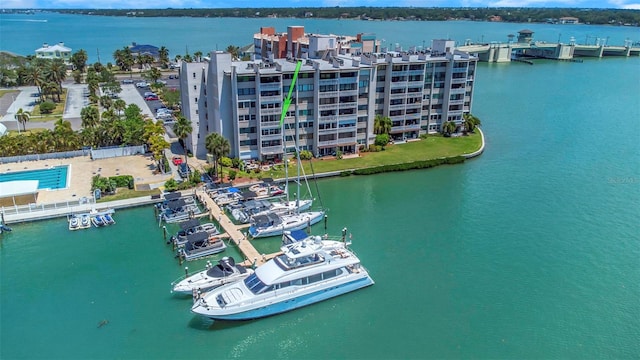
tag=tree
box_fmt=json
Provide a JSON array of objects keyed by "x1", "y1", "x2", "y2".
[
  {"x1": 225, "y1": 45, "x2": 240, "y2": 60},
  {"x1": 158, "y1": 46, "x2": 170, "y2": 68},
  {"x1": 81, "y1": 105, "x2": 100, "y2": 129},
  {"x1": 70, "y1": 49, "x2": 88, "y2": 72},
  {"x1": 24, "y1": 62, "x2": 45, "y2": 98},
  {"x1": 72, "y1": 69, "x2": 83, "y2": 84},
  {"x1": 143, "y1": 119, "x2": 165, "y2": 145},
  {"x1": 45, "y1": 58, "x2": 67, "y2": 93},
  {"x1": 113, "y1": 99, "x2": 126, "y2": 115},
  {"x1": 463, "y1": 113, "x2": 482, "y2": 133},
  {"x1": 205, "y1": 132, "x2": 230, "y2": 181},
  {"x1": 173, "y1": 115, "x2": 193, "y2": 168},
  {"x1": 39, "y1": 101, "x2": 56, "y2": 114},
  {"x1": 373, "y1": 114, "x2": 392, "y2": 135},
  {"x1": 193, "y1": 51, "x2": 203, "y2": 62},
  {"x1": 148, "y1": 134, "x2": 170, "y2": 173},
  {"x1": 144, "y1": 67, "x2": 163, "y2": 84},
  {"x1": 14, "y1": 108, "x2": 30, "y2": 132},
  {"x1": 442, "y1": 121, "x2": 457, "y2": 137}
]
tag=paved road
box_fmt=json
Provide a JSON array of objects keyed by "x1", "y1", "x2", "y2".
[{"x1": 0, "y1": 86, "x2": 39, "y2": 131}]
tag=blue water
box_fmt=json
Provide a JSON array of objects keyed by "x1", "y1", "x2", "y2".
[
  {"x1": 0, "y1": 165, "x2": 69, "y2": 189},
  {"x1": 1, "y1": 14, "x2": 639, "y2": 360}
]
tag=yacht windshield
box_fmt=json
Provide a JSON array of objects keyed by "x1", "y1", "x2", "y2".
[{"x1": 243, "y1": 273, "x2": 270, "y2": 294}]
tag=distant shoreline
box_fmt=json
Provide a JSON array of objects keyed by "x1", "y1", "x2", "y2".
[{"x1": 4, "y1": 8, "x2": 639, "y2": 27}]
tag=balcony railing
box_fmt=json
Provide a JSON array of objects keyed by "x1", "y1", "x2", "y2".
[{"x1": 260, "y1": 145, "x2": 283, "y2": 155}]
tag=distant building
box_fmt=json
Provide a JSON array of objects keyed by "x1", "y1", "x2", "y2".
[
  {"x1": 253, "y1": 26, "x2": 381, "y2": 61},
  {"x1": 559, "y1": 17, "x2": 579, "y2": 24},
  {"x1": 517, "y1": 30, "x2": 534, "y2": 44},
  {"x1": 129, "y1": 42, "x2": 159, "y2": 60},
  {"x1": 489, "y1": 15, "x2": 502, "y2": 22},
  {"x1": 35, "y1": 42, "x2": 72, "y2": 62}
]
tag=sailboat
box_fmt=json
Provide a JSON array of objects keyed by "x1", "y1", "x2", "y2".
[{"x1": 248, "y1": 60, "x2": 325, "y2": 239}]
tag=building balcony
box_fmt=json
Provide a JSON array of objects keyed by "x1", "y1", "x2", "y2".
[
  {"x1": 390, "y1": 82, "x2": 407, "y2": 89},
  {"x1": 319, "y1": 91, "x2": 339, "y2": 98},
  {"x1": 339, "y1": 90, "x2": 358, "y2": 97},
  {"x1": 319, "y1": 79, "x2": 339, "y2": 86},
  {"x1": 450, "y1": 87, "x2": 466, "y2": 95},
  {"x1": 259, "y1": 82, "x2": 281, "y2": 90},
  {"x1": 318, "y1": 103, "x2": 338, "y2": 111},
  {"x1": 318, "y1": 127, "x2": 337, "y2": 135},
  {"x1": 339, "y1": 102, "x2": 357, "y2": 109},
  {"x1": 389, "y1": 93, "x2": 407, "y2": 100},
  {"x1": 260, "y1": 108, "x2": 281, "y2": 115},
  {"x1": 449, "y1": 99, "x2": 464, "y2": 106},
  {"x1": 391, "y1": 70, "x2": 408, "y2": 77},
  {"x1": 260, "y1": 95, "x2": 282, "y2": 102},
  {"x1": 408, "y1": 69, "x2": 425, "y2": 76},
  {"x1": 261, "y1": 145, "x2": 283, "y2": 155},
  {"x1": 451, "y1": 77, "x2": 466, "y2": 84},
  {"x1": 261, "y1": 133, "x2": 282, "y2": 141}
]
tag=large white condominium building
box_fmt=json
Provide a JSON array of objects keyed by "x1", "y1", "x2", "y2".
[{"x1": 180, "y1": 39, "x2": 477, "y2": 161}]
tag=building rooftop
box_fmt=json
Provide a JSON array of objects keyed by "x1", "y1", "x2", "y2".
[{"x1": 35, "y1": 42, "x2": 71, "y2": 52}]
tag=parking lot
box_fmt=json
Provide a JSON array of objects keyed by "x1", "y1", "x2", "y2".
[{"x1": 127, "y1": 75, "x2": 180, "y2": 124}]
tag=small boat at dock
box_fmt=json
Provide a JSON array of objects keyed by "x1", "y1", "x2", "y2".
[
  {"x1": 171, "y1": 219, "x2": 220, "y2": 247},
  {"x1": 179, "y1": 232, "x2": 227, "y2": 261},
  {"x1": 171, "y1": 257, "x2": 253, "y2": 295}
]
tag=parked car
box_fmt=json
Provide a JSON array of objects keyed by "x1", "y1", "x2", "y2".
[
  {"x1": 145, "y1": 95, "x2": 159, "y2": 101},
  {"x1": 178, "y1": 163, "x2": 190, "y2": 179},
  {"x1": 172, "y1": 156, "x2": 183, "y2": 166},
  {"x1": 136, "y1": 81, "x2": 150, "y2": 88},
  {"x1": 122, "y1": 79, "x2": 134, "y2": 84},
  {"x1": 144, "y1": 91, "x2": 157, "y2": 98},
  {"x1": 156, "y1": 79, "x2": 167, "y2": 85}
]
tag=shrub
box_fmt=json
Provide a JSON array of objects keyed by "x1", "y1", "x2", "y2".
[
  {"x1": 299, "y1": 150, "x2": 313, "y2": 160},
  {"x1": 353, "y1": 156, "x2": 465, "y2": 175},
  {"x1": 219, "y1": 157, "x2": 232, "y2": 167},
  {"x1": 164, "y1": 179, "x2": 178, "y2": 191},
  {"x1": 339, "y1": 171, "x2": 352, "y2": 177},
  {"x1": 228, "y1": 170, "x2": 237, "y2": 181},
  {"x1": 368, "y1": 144, "x2": 382, "y2": 152},
  {"x1": 375, "y1": 134, "x2": 389, "y2": 147},
  {"x1": 231, "y1": 157, "x2": 241, "y2": 168},
  {"x1": 108, "y1": 175, "x2": 134, "y2": 188},
  {"x1": 39, "y1": 101, "x2": 56, "y2": 114},
  {"x1": 335, "y1": 149, "x2": 343, "y2": 160}
]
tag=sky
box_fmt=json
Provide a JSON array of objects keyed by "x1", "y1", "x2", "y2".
[{"x1": 2, "y1": 0, "x2": 640, "y2": 9}]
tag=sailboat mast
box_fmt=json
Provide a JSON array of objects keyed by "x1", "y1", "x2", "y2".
[{"x1": 295, "y1": 77, "x2": 300, "y2": 210}]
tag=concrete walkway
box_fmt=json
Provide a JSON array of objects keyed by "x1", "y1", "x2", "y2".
[{"x1": 194, "y1": 188, "x2": 277, "y2": 267}]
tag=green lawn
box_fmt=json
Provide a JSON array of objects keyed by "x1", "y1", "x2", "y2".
[
  {"x1": 0, "y1": 89, "x2": 19, "y2": 98},
  {"x1": 97, "y1": 188, "x2": 161, "y2": 203},
  {"x1": 29, "y1": 89, "x2": 67, "y2": 122},
  {"x1": 242, "y1": 132, "x2": 482, "y2": 180}
]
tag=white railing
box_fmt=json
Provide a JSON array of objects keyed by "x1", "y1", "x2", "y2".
[{"x1": 1, "y1": 197, "x2": 95, "y2": 217}]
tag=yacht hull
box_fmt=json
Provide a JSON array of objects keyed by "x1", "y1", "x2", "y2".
[{"x1": 192, "y1": 275, "x2": 373, "y2": 321}]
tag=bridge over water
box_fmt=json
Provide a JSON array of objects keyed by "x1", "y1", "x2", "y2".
[{"x1": 458, "y1": 41, "x2": 640, "y2": 63}]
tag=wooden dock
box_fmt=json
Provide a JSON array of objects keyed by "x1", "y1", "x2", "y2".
[{"x1": 194, "y1": 189, "x2": 280, "y2": 267}]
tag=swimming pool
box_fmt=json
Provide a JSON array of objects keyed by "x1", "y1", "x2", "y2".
[{"x1": 0, "y1": 165, "x2": 69, "y2": 190}]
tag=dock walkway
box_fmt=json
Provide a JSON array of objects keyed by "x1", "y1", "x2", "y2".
[{"x1": 194, "y1": 188, "x2": 278, "y2": 267}]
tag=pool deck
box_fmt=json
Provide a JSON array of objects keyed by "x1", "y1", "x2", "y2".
[{"x1": 0, "y1": 154, "x2": 171, "y2": 205}]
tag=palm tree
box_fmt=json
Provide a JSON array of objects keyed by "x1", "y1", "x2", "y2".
[
  {"x1": 45, "y1": 58, "x2": 67, "y2": 93},
  {"x1": 193, "y1": 51, "x2": 203, "y2": 62},
  {"x1": 463, "y1": 113, "x2": 482, "y2": 133},
  {"x1": 14, "y1": 108, "x2": 31, "y2": 132},
  {"x1": 144, "y1": 67, "x2": 163, "y2": 84},
  {"x1": 442, "y1": 121, "x2": 457, "y2": 137},
  {"x1": 112, "y1": 99, "x2": 126, "y2": 116},
  {"x1": 70, "y1": 49, "x2": 88, "y2": 72},
  {"x1": 81, "y1": 105, "x2": 100, "y2": 129},
  {"x1": 373, "y1": 114, "x2": 392, "y2": 135},
  {"x1": 41, "y1": 81, "x2": 57, "y2": 102},
  {"x1": 225, "y1": 45, "x2": 240, "y2": 60},
  {"x1": 24, "y1": 63, "x2": 45, "y2": 99},
  {"x1": 205, "y1": 132, "x2": 230, "y2": 181},
  {"x1": 173, "y1": 115, "x2": 193, "y2": 168},
  {"x1": 158, "y1": 46, "x2": 170, "y2": 68}
]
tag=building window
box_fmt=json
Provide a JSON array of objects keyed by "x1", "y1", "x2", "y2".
[{"x1": 193, "y1": 72, "x2": 196, "y2": 78}]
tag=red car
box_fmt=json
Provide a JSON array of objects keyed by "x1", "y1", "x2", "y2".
[
  {"x1": 145, "y1": 95, "x2": 159, "y2": 101},
  {"x1": 172, "y1": 156, "x2": 183, "y2": 166}
]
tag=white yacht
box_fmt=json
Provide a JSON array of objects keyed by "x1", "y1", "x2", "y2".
[
  {"x1": 248, "y1": 210, "x2": 325, "y2": 239},
  {"x1": 191, "y1": 232, "x2": 374, "y2": 320},
  {"x1": 171, "y1": 257, "x2": 253, "y2": 295}
]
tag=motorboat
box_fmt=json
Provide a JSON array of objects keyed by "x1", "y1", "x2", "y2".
[
  {"x1": 248, "y1": 210, "x2": 325, "y2": 239},
  {"x1": 157, "y1": 196, "x2": 196, "y2": 212},
  {"x1": 191, "y1": 232, "x2": 374, "y2": 320},
  {"x1": 68, "y1": 215, "x2": 80, "y2": 230},
  {"x1": 171, "y1": 257, "x2": 254, "y2": 295},
  {"x1": 80, "y1": 214, "x2": 91, "y2": 229},
  {"x1": 160, "y1": 199, "x2": 202, "y2": 223},
  {"x1": 91, "y1": 215, "x2": 105, "y2": 227},
  {"x1": 179, "y1": 232, "x2": 227, "y2": 261},
  {"x1": 103, "y1": 214, "x2": 116, "y2": 225},
  {"x1": 171, "y1": 219, "x2": 220, "y2": 247}
]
